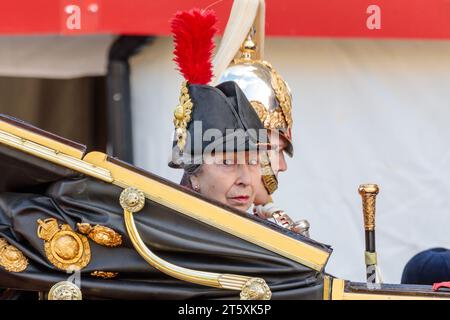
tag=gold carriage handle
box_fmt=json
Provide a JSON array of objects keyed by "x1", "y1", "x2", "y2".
[{"x1": 119, "y1": 187, "x2": 272, "y2": 300}]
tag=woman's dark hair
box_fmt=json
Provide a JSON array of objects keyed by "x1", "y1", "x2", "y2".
[{"x1": 179, "y1": 164, "x2": 201, "y2": 190}]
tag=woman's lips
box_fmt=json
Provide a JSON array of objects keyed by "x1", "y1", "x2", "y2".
[{"x1": 228, "y1": 196, "x2": 250, "y2": 204}]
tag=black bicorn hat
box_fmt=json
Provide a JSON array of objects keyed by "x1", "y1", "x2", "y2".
[
  {"x1": 169, "y1": 81, "x2": 268, "y2": 168},
  {"x1": 168, "y1": 8, "x2": 269, "y2": 169}
]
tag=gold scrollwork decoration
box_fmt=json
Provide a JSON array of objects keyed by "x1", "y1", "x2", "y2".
[
  {"x1": 173, "y1": 80, "x2": 193, "y2": 152},
  {"x1": 0, "y1": 238, "x2": 28, "y2": 272},
  {"x1": 77, "y1": 223, "x2": 122, "y2": 247},
  {"x1": 37, "y1": 218, "x2": 91, "y2": 271},
  {"x1": 250, "y1": 100, "x2": 269, "y2": 124},
  {"x1": 91, "y1": 271, "x2": 118, "y2": 279},
  {"x1": 261, "y1": 61, "x2": 293, "y2": 129},
  {"x1": 251, "y1": 100, "x2": 288, "y2": 131}
]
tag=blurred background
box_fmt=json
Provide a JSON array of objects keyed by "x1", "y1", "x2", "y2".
[{"x1": 1, "y1": 0, "x2": 450, "y2": 283}]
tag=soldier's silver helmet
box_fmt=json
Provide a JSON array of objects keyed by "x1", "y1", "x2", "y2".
[{"x1": 217, "y1": 35, "x2": 293, "y2": 157}]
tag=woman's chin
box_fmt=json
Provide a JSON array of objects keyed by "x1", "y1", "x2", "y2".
[{"x1": 227, "y1": 200, "x2": 251, "y2": 212}]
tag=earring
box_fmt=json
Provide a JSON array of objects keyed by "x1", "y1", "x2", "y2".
[{"x1": 190, "y1": 177, "x2": 200, "y2": 192}]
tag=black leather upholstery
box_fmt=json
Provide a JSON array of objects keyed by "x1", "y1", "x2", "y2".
[{"x1": 0, "y1": 143, "x2": 327, "y2": 299}]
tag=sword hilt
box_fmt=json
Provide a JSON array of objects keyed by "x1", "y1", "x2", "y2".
[
  {"x1": 358, "y1": 184, "x2": 379, "y2": 284},
  {"x1": 358, "y1": 184, "x2": 379, "y2": 232}
]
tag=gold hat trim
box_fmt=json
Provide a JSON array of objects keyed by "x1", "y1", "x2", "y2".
[{"x1": 173, "y1": 81, "x2": 193, "y2": 152}]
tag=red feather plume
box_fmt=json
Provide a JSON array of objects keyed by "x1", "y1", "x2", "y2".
[{"x1": 171, "y1": 8, "x2": 217, "y2": 85}]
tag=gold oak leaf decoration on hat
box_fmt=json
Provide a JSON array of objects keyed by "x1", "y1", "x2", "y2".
[{"x1": 173, "y1": 81, "x2": 193, "y2": 151}]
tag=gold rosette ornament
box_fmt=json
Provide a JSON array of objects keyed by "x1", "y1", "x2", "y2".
[
  {"x1": 48, "y1": 281, "x2": 82, "y2": 300},
  {"x1": 240, "y1": 278, "x2": 272, "y2": 300}
]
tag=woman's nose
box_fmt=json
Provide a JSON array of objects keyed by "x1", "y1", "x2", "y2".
[{"x1": 235, "y1": 164, "x2": 252, "y2": 186}]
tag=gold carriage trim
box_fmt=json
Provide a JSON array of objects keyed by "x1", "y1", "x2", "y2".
[
  {"x1": 37, "y1": 218, "x2": 91, "y2": 271},
  {"x1": 77, "y1": 223, "x2": 122, "y2": 247},
  {"x1": 0, "y1": 238, "x2": 28, "y2": 272},
  {"x1": 0, "y1": 118, "x2": 331, "y2": 277},
  {"x1": 330, "y1": 278, "x2": 450, "y2": 300},
  {"x1": 119, "y1": 187, "x2": 273, "y2": 300}
]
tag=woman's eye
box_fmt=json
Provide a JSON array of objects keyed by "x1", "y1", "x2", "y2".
[{"x1": 223, "y1": 159, "x2": 234, "y2": 166}]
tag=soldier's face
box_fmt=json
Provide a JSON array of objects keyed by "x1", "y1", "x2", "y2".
[
  {"x1": 253, "y1": 132, "x2": 289, "y2": 206},
  {"x1": 267, "y1": 132, "x2": 288, "y2": 175},
  {"x1": 191, "y1": 152, "x2": 260, "y2": 211}
]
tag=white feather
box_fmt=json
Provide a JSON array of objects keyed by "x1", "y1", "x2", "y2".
[{"x1": 211, "y1": 0, "x2": 265, "y2": 84}]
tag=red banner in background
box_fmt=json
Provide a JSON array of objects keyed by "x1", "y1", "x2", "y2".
[
  {"x1": 58, "y1": 0, "x2": 100, "y2": 34},
  {"x1": 1, "y1": 0, "x2": 450, "y2": 39}
]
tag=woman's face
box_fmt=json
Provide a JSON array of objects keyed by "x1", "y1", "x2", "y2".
[{"x1": 191, "y1": 152, "x2": 260, "y2": 211}]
